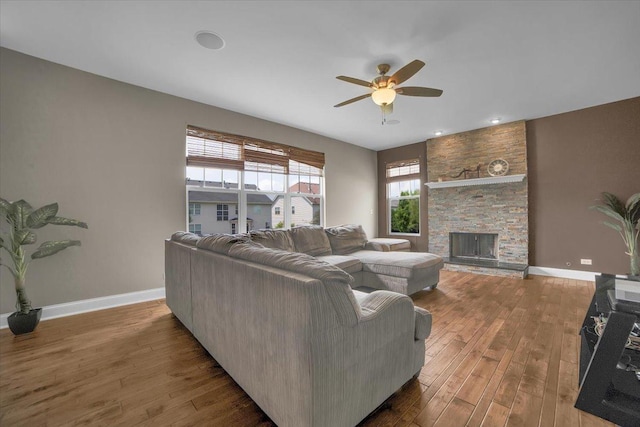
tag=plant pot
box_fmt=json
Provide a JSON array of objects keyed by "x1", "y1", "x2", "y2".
[{"x1": 7, "y1": 308, "x2": 42, "y2": 335}]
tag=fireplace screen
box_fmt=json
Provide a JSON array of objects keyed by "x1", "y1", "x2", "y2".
[{"x1": 450, "y1": 232, "x2": 498, "y2": 260}]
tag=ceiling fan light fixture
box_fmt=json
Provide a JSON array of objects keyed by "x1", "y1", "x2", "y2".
[{"x1": 371, "y1": 88, "x2": 396, "y2": 106}]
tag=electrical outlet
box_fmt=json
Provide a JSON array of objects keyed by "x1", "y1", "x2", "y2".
[{"x1": 581, "y1": 259, "x2": 592, "y2": 265}]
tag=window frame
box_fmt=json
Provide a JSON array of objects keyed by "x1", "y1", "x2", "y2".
[
  {"x1": 186, "y1": 126, "x2": 325, "y2": 233},
  {"x1": 217, "y1": 204, "x2": 229, "y2": 221},
  {"x1": 386, "y1": 159, "x2": 421, "y2": 236},
  {"x1": 189, "y1": 202, "x2": 201, "y2": 215}
]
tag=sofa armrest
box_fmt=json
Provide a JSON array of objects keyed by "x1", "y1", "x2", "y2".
[
  {"x1": 364, "y1": 241, "x2": 389, "y2": 252},
  {"x1": 357, "y1": 290, "x2": 414, "y2": 322},
  {"x1": 365, "y1": 238, "x2": 411, "y2": 252},
  {"x1": 413, "y1": 306, "x2": 432, "y2": 340}
]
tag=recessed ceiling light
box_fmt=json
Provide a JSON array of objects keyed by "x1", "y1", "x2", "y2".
[
  {"x1": 434, "y1": 131, "x2": 443, "y2": 136},
  {"x1": 195, "y1": 31, "x2": 225, "y2": 50},
  {"x1": 490, "y1": 118, "x2": 501, "y2": 124}
]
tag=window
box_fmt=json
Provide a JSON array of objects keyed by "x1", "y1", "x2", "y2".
[
  {"x1": 186, "y1": 126, "x2": 325, "y2": 232},
  {"x1": 217, "y1": 204, "x2": 229, "y2": 221},
  {"x1": 189, "y1": 224, "x2": 202, "y2": 235},
  {"x1": 387, "y1": 159, "x2": 420, "y2": 235},
  {"x1": 189, "y1": 203, "x2": 201, "y2": 215}
]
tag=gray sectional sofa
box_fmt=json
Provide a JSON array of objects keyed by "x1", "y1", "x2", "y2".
[{"x1": 165, "y1": 225, "x2": 443, "y2": 427}]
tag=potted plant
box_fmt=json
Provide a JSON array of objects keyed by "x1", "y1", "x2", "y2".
[
  {"x1": 592, "y1": 192, "x2": 640, "y2": 277},
  {"x1": 0, "y1": 198, "x2": 87, "y2": 335}
]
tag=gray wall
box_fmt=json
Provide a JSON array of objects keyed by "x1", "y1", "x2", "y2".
[{"x1": 0, "y1": 48, "x2": 378, "y2": 313}]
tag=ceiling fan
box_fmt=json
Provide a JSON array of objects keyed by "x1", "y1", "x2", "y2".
[{"x1": 334, "y1": 59, "x2": 443, "y2": 122}]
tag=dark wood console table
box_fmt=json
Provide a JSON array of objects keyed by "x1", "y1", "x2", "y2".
[{"x1": 575, "y1": 273, "x2": 640, "y2": 426}]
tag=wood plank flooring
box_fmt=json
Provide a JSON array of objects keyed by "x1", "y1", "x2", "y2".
[{"x1": 0, "y1": 271, "x2": 616, "y2": 426}]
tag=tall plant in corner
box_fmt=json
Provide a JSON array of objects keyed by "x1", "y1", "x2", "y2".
[
  {"x1": 592, "y1": 192, "x2": 640, "y2": 276},
  {"x1": 0, "y1": 197, "x2": 88, "y2": 315}
]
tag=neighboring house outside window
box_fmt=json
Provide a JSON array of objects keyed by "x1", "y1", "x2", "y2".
[
  {"x1": 387, "y1": 159, "x2": 420, "y2": 235},
  {"x1": 292, "y1": 206, "x2": 296, "y2": 214},
  {"x1": 189, "y1": 224, "x2": 202, "y2": 235},
  {"x1": 275, "y1": 207, "x2": 281, "y2": 215}
]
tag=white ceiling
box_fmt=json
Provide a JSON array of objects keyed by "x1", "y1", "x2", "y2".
[{"x1": 1, "y1": 1, "x2": 639, "y2": 151}]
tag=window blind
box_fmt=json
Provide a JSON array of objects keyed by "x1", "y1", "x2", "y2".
[
  {"x1": 186, "y1": 125, "x2": 324, "y2": 175},
  {"x1": 386, "y1": 158, "x2": 421, "y2": 182}
]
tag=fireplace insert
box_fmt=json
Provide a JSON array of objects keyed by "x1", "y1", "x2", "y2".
[{"x1": 449, "y1": 232, "x2": 498, "y2": 260}]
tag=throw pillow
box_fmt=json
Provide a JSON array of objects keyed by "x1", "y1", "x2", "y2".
[
  {"x1": 324, "y1": 224, "x2": 368, "y2": 255},
  {"x1": 196, "y1": 233, "x2": 251, "y2": 255},
  {"x1": 248, "y1": 229, "x2": 296, "y2": 252},
  {"x1": 290, "y1": 225, "x2": 332, "y2": 257}
]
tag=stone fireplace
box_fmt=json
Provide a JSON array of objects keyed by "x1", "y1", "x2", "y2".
[{"x1": 426, "y1": 121, "x2": 528, "y2": 278}]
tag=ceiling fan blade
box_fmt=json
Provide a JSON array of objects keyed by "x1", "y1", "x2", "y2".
[
  {"x1": 336, "y1": 76, "x2": 374, "y2": 88},
  {"x1": 388, "y1": 60, "x2": 425, "y2": 86},
  {"x1": 396, "y1": 86, "x2": 443, "y2": 97},
  {"x1": 334, "y1": 93, "x2": 372, "y2": 107}
]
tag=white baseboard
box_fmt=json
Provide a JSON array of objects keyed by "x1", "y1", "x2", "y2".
[
  {"x1": 529, "y1": 266, "x2": 598, "y2": 281},
  {"x1": 0, "y1": 287, "x2": 165, "y2": 330}
]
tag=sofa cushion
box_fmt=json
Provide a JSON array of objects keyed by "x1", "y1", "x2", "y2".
[
  {"x1": 316, "y1": 255, "x2": 362, "y2": 275},
  {"x1": 349, "y1": 250, "x2": 443, "y2": 279},
  {"x1": 324, "y1": 224, "x2": 368, "y2": 255},
  {"x1": 290, "y1": 225, "x2": 332, "y2": 257},
  {"x1": 196, "y1": 233, "x2": 252, "y2": 255},
  {"x1": 228, "y1": 242, "x2": 352, "y2": 283},
  {"x1": 248, "y1": 229, "x2": 295, "y2": 252},
  {"x1": 171, "y1": 231, "x2": 201, "y2": 246}
]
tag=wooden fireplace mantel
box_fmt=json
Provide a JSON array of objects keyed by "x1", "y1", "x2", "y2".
[{"x1": 425, "y1": 174, "x2": 526, "y2": 189}]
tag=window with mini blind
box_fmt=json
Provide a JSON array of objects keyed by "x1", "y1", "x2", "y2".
[
  {"x1": 185, "y1": 125, "x2": 324, "y2": 235},
  {"x1": 386, "y1": 159, "x2": 421, "y2": 235}
]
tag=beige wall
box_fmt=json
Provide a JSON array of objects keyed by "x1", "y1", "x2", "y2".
[{"x1": 0, "y1": 48, "x2": 377, "y2": 313}]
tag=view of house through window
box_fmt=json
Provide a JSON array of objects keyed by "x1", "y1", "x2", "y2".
[
  {"x1": 387, "y1": 159, "x2": 421, "y2": 235},
  {"x1": 185, "y1": 126, "x2": 324, "y2": 235}
]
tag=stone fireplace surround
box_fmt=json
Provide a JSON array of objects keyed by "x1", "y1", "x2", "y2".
[{"x1": 426, "y1": 121, "x2": 529, "y2": 278}]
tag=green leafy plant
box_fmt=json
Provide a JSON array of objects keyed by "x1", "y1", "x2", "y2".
[
  {"x1": 592, "y1": 192, "x2": 640, "y2": 276},
  {"x1": 391, "y1": 190, "x2": 420, "y2": 234},
  {"x1": 0, "y1": 198, "x2": 88, "y2": 314}
]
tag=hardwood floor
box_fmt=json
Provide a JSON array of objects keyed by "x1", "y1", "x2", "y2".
[{"x1": 0, "y1": 271, "x2": 615, "y2": 426}]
